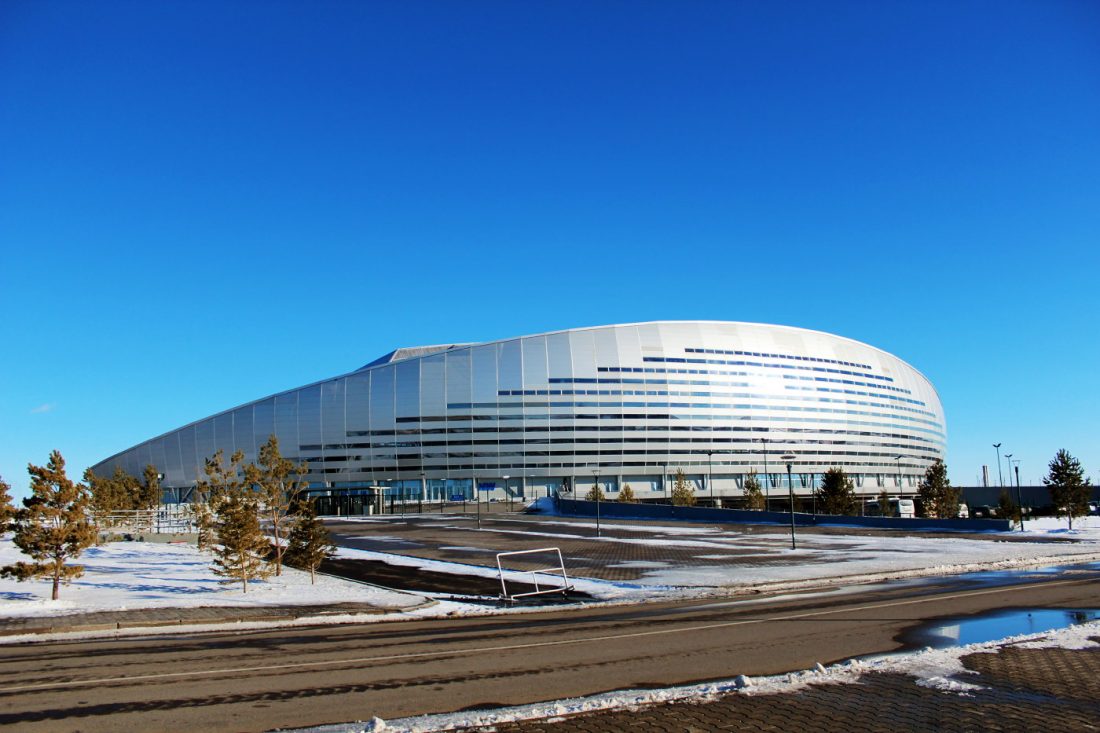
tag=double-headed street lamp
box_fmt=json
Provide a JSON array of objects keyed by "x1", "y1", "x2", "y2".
[{"x1": 781, "y1": 454, "x2": 797, "y2": 550}]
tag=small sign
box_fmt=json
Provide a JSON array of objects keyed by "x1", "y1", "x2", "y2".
[
  {"x1": 450, "y1": 494, "x2": 465, "y2": 502},
  {"x1": 478, "y1": 482, "x2": 496, "y2": 491}
]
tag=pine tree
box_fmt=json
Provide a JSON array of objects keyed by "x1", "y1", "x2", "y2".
[
  {"x1": 877, "y1": 488, "x2": 894, "y2": 517},
  {"x1": 1, "y1": 451, "x2": 96, "y2": 600},
  {"x1": 284, "y1": 499, "x2": 335, "y2": 584},
  {"x1": 0, "y1": 475, "x2": 14, "y2": 531},
  {"x1": 671, "y1": 468, "x2": 696, "y2": 506},
  {"x1": 618, "y1": 483, "x2": 637, "y2": 503},
  {"x1": 212, "y1": 493, "x2": 272, "y2": 592},
  {"x1": 917, "y1": 459, "x2": 959, "y2": 519},
  {"x1": 585, "y1": 481, "x2": 605, "y2": 502},
  {"x1": 191, "y1": 501, "x2": 216, "y2": 552},
  {"x1": 815, "y1": 467, "x2": 857, "y2": 516},
  {"x1": 997, "y1": 489, "x2": 1020, "y2": 525},
  {"x1": 246, "y1": 436, "x2": 308, "y2": 576},
  {"x1": 742, "y1": 470, "x2": 766, "y2": 510},
  {"x1": 1044, "y1": 449, "x2": 1091, "y2": 530},
  {"x1": 85, "y1": 467, "x2": 123, "y2": 511},
  {"x1": 193, "y1": 449, "x2": 245, "y2": 552},
  {"x1": 138, "y1": 464, "x2": 162, "y2": 510}
]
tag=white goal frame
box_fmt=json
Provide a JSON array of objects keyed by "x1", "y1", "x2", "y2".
[{"x1": 496, "y1": 547, "x2": 573, "y2": 603}]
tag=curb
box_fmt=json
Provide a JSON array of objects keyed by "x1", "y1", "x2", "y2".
[{"x1": 0, "y1": 599, "x2": 438, "y2": 639}]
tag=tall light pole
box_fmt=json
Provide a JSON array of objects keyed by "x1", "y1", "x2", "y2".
[
  {"x1": 760, "y1": 437, "x2": 770, "y2": 511},
  {"x1": 895, "y1": 455, "x2": 904, "y2": 499},
  {"x1": 591, "y1": 466, "x2": 601, "y2": 538},
  {"x1": 1012, "y1": 459, "x2": 1024, "y2": 530},
  {"x1": 503, "y1": 475, "x2": 511, "y2": 512},
  {"x1": 782, "y1": 454, "x2": 796, "y2": 550},
  {"x1": 708, "y1": 450, "x2": 714, "y2": 506},
  {"x1": 475, "y1": 476, "x2": 481, "y2": 529},
  {"x1": 993, "y1": 443, "x2": 1004, "y2": 489}
]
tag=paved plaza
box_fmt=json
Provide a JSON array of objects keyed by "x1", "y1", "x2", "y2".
[{"x1": 323, "y1": 507, "x2": 1089, "y2": 586}]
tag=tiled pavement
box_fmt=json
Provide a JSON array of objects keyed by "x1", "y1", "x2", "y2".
[
  {"x1": 324, "y1": 510, "x2": 1086, "y2": 584},
  {"x1": 326, "y1": 513, "x2": 881, "y2": 583},
  {"x1": 475, "y1": 641, "x2": 1100, "y2": 732}
]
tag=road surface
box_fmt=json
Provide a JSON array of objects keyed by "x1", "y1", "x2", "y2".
[{"x1": 1, "y1": 563, "x2": 1098, "y2": 732}]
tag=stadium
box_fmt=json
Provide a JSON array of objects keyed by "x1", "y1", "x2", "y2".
[{"x1": 91, "y1": 321, "x2": 946, "y2": 512}]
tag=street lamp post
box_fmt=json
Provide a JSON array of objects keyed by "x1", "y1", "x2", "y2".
[
  {"x1": 708, "y1": 450, "x2": 714, "y2": 506},
  {"x1": 503, "y1": 475, "x2": 511, "y2": 512},
  {"x1": 591, "y1": 466, "x2": 601, "y2": 538},
  {"x1": 475, "y1": 476, "x2": 481, "y2": 529},
  {"x1": 1013, "y1": 461, "x2": 1024, "y2": 530},
  {"x1": 993, "y1": 443, "x2": 1004, "y2": 489},
  {"x1": 782, "y1": 454, "x2": 796, "y2": 550},
  {"x1": 760, "y1": 437, "x2": 770, "y2": 511},
  {"x1": 895, "y1": 455, "x2": 904, "y2": 500}
]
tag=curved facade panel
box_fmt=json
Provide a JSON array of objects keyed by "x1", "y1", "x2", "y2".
[{"x1": 92, "y1": 322, "x2": 946, "y2": 504}]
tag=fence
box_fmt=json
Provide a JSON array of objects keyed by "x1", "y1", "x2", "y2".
[
  {"x1": 545, "y1": 496, "x2": 1013, "y2": 532},
  {"x1": 94, "y1": 507, "x2": 198, "y2": 535}
]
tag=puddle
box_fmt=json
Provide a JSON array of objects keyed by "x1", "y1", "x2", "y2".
[{"x1": 908, "y1": 608, "x2": 1100, "y2": 648}]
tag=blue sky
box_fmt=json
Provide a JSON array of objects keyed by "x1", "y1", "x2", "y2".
[{"x1": 2, "y1": 1, "x2": 1097, "y2": 497}]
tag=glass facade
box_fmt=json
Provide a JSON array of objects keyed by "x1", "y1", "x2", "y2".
[{"x1": 92, "y1": 322, "x2": 947, "y2": 502}]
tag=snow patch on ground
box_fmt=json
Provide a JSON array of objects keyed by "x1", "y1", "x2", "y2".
[{"x1": 0, "y1": 539, "x2": 423, "y2": 619}]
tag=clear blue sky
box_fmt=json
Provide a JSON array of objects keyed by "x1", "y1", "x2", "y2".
[{"x1": 2, "y1": 1, "x2": 1097, "y2": 498}]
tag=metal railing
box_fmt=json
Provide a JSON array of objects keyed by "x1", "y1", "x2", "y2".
[{"x1": 93, "y1": 507, "x2": 198, "y2": 535}]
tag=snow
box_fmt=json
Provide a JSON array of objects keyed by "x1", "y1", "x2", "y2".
[
  {"x1": 293, "y1": 621, "x2": 1100, "y2": 733},
  {"x1": 0, "y1": 538, "x2": 424, "y2": 619},
  {"x1": 1019, "y1": 515, "x2": 1100, "y2": 534}
]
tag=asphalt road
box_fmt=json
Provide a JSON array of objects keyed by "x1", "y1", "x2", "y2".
[{"x1": 2, "y1": 564, "x2": 1098, "y2": 733}]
